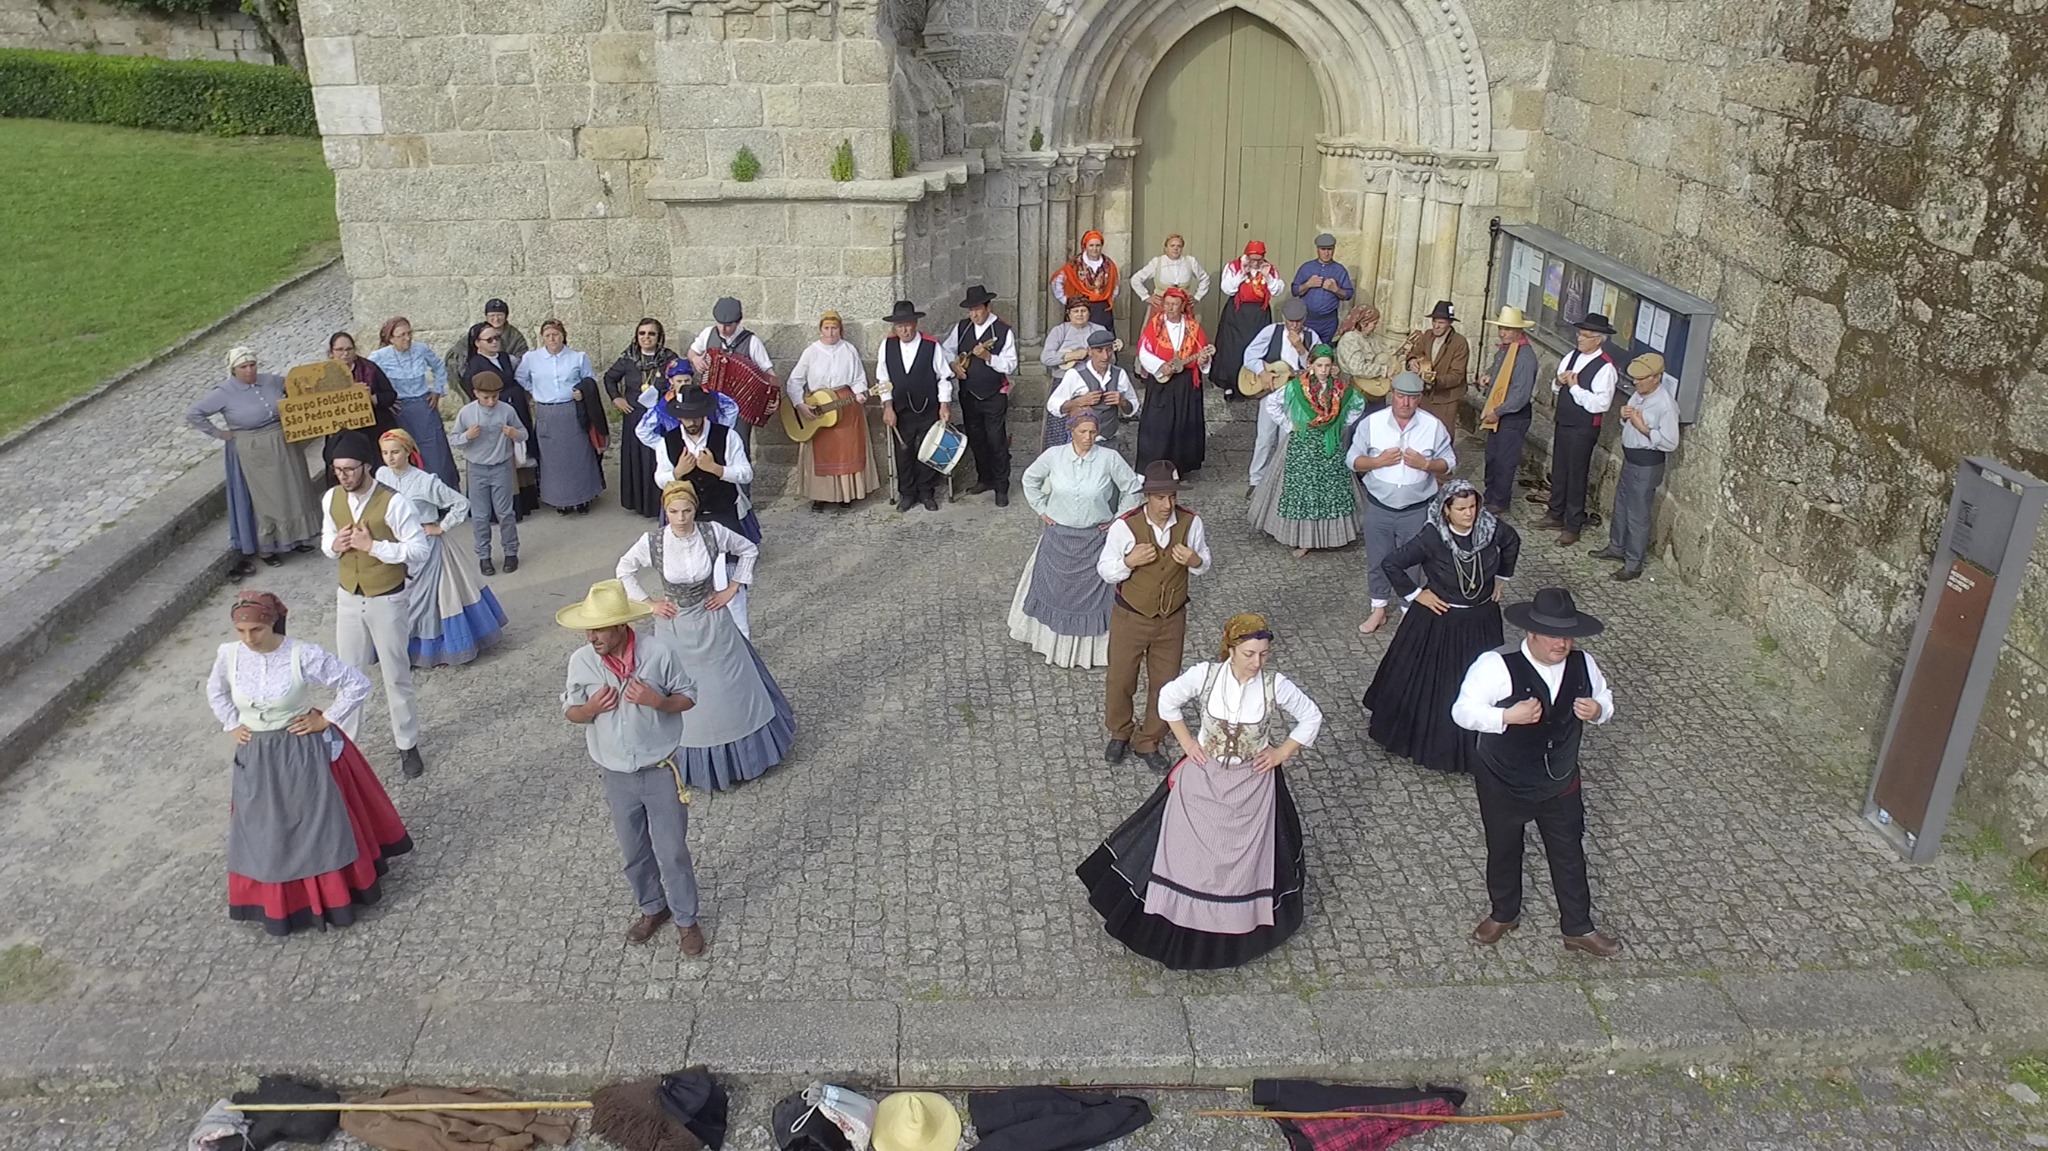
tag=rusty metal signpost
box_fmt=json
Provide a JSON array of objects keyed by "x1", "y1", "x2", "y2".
[{"x1": 1865, "y1": 458, "x2": 2048, "y2": 862}]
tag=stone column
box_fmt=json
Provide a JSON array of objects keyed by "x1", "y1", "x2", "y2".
[
  {"x1": 1046, "y1": 157, "x2": 1076, "y2": 276},
  {"x1": 1386, "y1": 172, "x2": 1427, "y2": 329},
  {"x1": 1425, "y1": 188, "x2": 1462, "y2": 312},
  {"x1": 1102, "y1": 141, "x2": 1138, "y2": 271},
  {"x1": 1012, "y1": 157, "x2": 1052, "y2": 341},
  {"x1": 1355, "y1": 173, "x2": 1389, "y2": 311}
]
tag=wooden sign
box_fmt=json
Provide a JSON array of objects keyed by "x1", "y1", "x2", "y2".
[{"x1": 280, "y1": 361, "x2": 376, "y2": 442}]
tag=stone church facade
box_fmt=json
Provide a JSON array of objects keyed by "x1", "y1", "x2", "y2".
[{"x1": 302, "y1": 0, "x2": 2048, "y2": 848}]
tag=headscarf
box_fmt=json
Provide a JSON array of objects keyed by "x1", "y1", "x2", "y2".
[
  {"x1": 378, "y1": 428, "x2": 422, "y2": 469},
  {"x1": 661, "y1": 480, "x2": 700, "y2": 510},
  {"x1": 1064, "y1": 407, "x2": 1102, "y2": 433},
  {"x1": 1218, "y1": 612, "x2": 1273, "y2": 660},
  {"x1": 1334, "y1": 303, "x2": 1382, "y2": 339},
  {"x1": 230, "y1": 590, "x2": 288, "y2": 635},
  {"x1": 1428, "y1": 479, "x2": 1497, "y2": 559},
  {"x1": 625, "y1": 317, "x2": 672, "y2": 367},
  {"x1": 1056, "y1": 235, "x2": 1118, "y2": 303},
  {"x1": 226, "y1": 346, "x2": 257, "y2": 373},
  {"x1": 1285, "y1": 344, "x2": 1360, "y2": 456}
]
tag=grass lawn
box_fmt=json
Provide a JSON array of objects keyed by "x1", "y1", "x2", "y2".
[{"x1": 0, "y1": 118, "x2": 339, "y2": 436}]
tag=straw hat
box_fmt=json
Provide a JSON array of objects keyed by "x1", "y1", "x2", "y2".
[
  {"x1": 1485, "y1": 305, "x2": 1536, "y2": 329},
  {"x1": 872, "y1": 1093, "x2": 960, "y2": 1151},
  {"x1": 555, "y1": 579, "x2": 654, "y2": 630}
]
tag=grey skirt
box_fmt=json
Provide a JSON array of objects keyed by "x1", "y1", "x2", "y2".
[
  {"x1": 535, "y1": 401, "x2": 604, "y2": 507},
  {"x1": 1019, "y1": 521, "x2": 1115, "y2": 636},
  {"x1": 232, "y1": 423, "x2": 323, "y2": 552},
  {"x1": 226, "y1": 729, "x2": 360, "y2": 884}
]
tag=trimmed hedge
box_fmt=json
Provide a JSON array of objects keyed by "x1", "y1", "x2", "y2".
[{"x1": 0, "y1": 48, "x2": 315, "y2": 137}]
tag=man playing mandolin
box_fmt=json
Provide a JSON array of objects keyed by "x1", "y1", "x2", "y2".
[
  {"x1": 939, "y1": 285, "x2": 1020, "y2": 507},
  {"x1": 1240, "y1": 298, "x2": 1315, "y2": 495}
]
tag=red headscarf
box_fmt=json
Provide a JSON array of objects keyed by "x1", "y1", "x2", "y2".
[
  {"x1": 1138, "y1": 296, "x2": 1210, "y2": 386},
  {"x1": 1054, "y1": 232, "x2": 1118, "y2": 305}
]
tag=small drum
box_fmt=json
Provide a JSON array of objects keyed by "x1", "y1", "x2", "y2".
[
  {"x1": 918, "y1": 422, "x2": 967, "y2": 474},
  {"x1": 701, "y1": 349, "x2": 778, "y2": 426}
]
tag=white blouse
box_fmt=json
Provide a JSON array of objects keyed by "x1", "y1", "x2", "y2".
[
  {"x1": 1129, "y1": 253, "x2": 1212, "y2": 303},
  {"x1": 377, "y1": 464, "x2": 469, "y2": 528},
  {"x1": 1157, "y1": 662, "x2": 1323, "y2": 748},
  {"x1": 615, "y1": 523, "x2": 759, "y2": 600},
  {"x1": 205, "y1": 638, "x2": 371, "y2": 731},
  {"x1": 786, "y1": 339, "x2": 870, "y2": 404}
]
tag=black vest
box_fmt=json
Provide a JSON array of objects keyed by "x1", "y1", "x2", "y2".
[
  {"x1": 663, "y1": 422, "x2": 741, "y2": 532},
  {"x1": 1555, "y1": 350, "x2": 1613, "y2": 429},
  {"x1": 885, "y1": 336, "x2": 942, "y2": 413},
  {"x1": 709, "y1": 328, "x2": 756, "y2": 359},
  {"x1": 952, "y1": 317, "x2": 1011, "y2": 401},
  {"x1": 1474, "y1": 646, "x2": 1592, "y2": 802}
]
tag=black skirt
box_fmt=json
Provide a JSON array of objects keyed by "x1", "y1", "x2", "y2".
[
  {"x1": 1361, "y1": 599, "x2": 1504, "y2": 773},
  {"x1": 1213, "y1": 299, "x2": 1271, "y2": 399},
  {"x1": 1135, "y1": 368, "x2": 1206, "y2": 475},
  {"x1": 618, "y1": 395, "x2": 661, "y2": 517},
  {"x1": 1075, "y1": 772, "x2": 1305, "y2": 970}
]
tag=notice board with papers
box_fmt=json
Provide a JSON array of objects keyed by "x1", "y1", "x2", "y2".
[{"x1": 1488, "y1": 222, "x2": 1716, "y2": 423}]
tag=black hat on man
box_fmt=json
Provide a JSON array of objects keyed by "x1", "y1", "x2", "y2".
[
  {"x1": 666, "y1": 384, "x2": 717, "y2": 421},
  {"x1": 960, "y1": 284, "x2": 998, "y2": 308},
  {"x1": 484, "y1": 298, "x2": 510, "y2": 316},
  {"x1": 1575, "y1": 311, "x2": 1617, "y2": 335},
  {"x1": 1504, "y1": 587, "x2": 1605, "y2": 638},
  {"x1": 1426, "y1": 299, "x2": 1457, "y2": 322},
  {"x1": 329, "y1": 429, "x2": 378, "y2": 466},
  {"x1": 1086, "y1": 329, "x2": 1117, "y2": 349},
  {"x1": 884, "y1": 299, "x2": 926, "y2": 324},
  {"x1": 712, "y1": 297, "x2": 744, "y2": 325}
]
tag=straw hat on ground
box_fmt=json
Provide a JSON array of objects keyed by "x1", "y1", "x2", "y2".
[{"x1": 872, "y1": 1092, "x2": 961, "y2": 1151}]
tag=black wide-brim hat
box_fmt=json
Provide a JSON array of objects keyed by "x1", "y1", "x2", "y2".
[
  {"x1": 1575, "y1": 311, "x2": 1617, "y2": 335},
  {"x1": 960, "y1": 284, "x2": 998, "y2": 308},
  {"x1": 884, "y1": 300, "x2": 926, "y2": 324},
  {"x1": 666, "y1": 384, "x2": 717, "y2": 420},
  {"x1": 1425, "y1": 299, "x2": 1457, "y2": 321},
  {"x1": 1503, "y1": 586, "x2": 1605, "y2": 638}
]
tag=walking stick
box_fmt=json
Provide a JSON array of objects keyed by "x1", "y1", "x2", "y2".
[{"x1": 1198, "y1": 1107, "x2": 1565, "y2": 1124}]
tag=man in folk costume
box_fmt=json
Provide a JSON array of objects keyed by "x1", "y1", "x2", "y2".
[
  {"x1": 1591, "y1": 353, "x2": 1681, "y2": 582},
  {"x1": 688, "y1": 296, "x2": 778, "y2": 453},
  {"x1": 940, "y1": 284, "x2": 1020, "y2": 506},
  {"x1": 1133, "y1": 286, "x2": 1215, "y2": 478},
  {"x1": 1215, "y1": 240, "x2": 1287, "y2": 402},
  {"x1": 1047, "y1": 329, "x2": 1141, "y2": 451},
  {"x1": 320, "y1": 430, "x2": 432, "y2": 778},
  {"x1": 874, "y1": 299, "x2": 953, "y2": 512},
  {"x1": 639, "y1": 383, "x2": 759, "y2": 543},
  {"x1": 1399, "y1": 300, "x2": 1471, "y2": 435},
  {"x1": 1289, "y1": 232, "x2": 1354, "y2": 344},
  {"x1": 1051, "y1": 229, "x2": 1120, "y2": 334},
  {"x1": 1099, "y1": 461, "x2": 1212, "y2": 771},
  {"x1": 1536, "y1": 312, "x2": 1620, "y2": 547},
  {"x1": 1350, "y1": 372, "x2": 1455, "y2": 635},
  {"x1": 558, "y1": 579, "x2": 708, "y2": 957},
  {"x1": 1452, "y1": 586, "x2": 1621, "y2": 958},
  {"x1": 1242, "y1": 297, "x2": 1315, "y2": 494},
  {"x1": 1476, "y1": 305, "x2": 1543, "y2": 516}
]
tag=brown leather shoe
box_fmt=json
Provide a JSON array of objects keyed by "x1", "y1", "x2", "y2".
[
  {"x1": 625, "y1": 908, "x2": 672, "y2": 944},
  {"x1": 1562, "y1": 930, "x2": 1623, "y2": 957},
  {"x1": 1556, "y1": 531, "x2": 1580, "y2": 547},
  {"x1": 1471, "y1": 917, "x2": 1519, "y2": 945},
  {"x1": 1533, "y1": 516, "x2": 1565, "y2": 530},
  {"x1": 677, "y1": 923, "x2": 708, "y2": 957}
]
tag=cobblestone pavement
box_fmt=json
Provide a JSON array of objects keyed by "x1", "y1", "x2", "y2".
[
  {"x1": 0, "y1": 266, "x2": 350, "y2": 598},
  {"x1": 1, "y1": 396, "x2": 2044, "y2": 1014},
  {"x1": 4, "y1": 1061, "x2": 2046, "y2": 1150}
]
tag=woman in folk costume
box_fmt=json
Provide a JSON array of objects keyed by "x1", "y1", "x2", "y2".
[
  {"x1": 1213, "y1": 240, "x2": 1286, "y2": 402},
  {"x1": 1077, "y1": 613, "x2": 1322, "y2": 970},
  {"x1": 205, "y1": 591, "x2": 412, "y2": 935},
  {"x1": 369, "y1": 316, "x2": 462, "y2": 489},
  {"x1": 1333, "y1": 303, "x2": 1399, "y2": 417},
  {"x1": 1009, "y1": 409, "x2": 1144, "y2": 668},
  {"x1": 515, "y1": 318, "x2": 608, "y2": 515},
  {"x1": 320, "y1": 331, "x2": 400, "y2": 490},
  {"x1": 186, "y1": 346, "x2": 325, "y2": 579},
  {"x1": 786, "y1": 311, "x2": 880, "y2": 511},
  {"x1": 1245, "y1": 344, "x2": 1368, "y2": 556},
  {"x1": 603, "y1": 318, "x2": 681, "y2": 519},
  {"x1": 1051, "y1": 229, "x2": 1120, "y2": 334},
  {"x1": 1133, "y1": 286, "x2": 1215, "y2": 478},
  {"x1": 1361, "y1": 480, "x2": 1521, "y2": 774},
  {"x1": 615, "y1": 480, "x2": 795, "y2": 791},
  {"x1": 1127, "y1": 233, "x2": 1211, "y2": 327},
  {"x1": 375, "y1": 429, "x2": 507, "y2": 667},
  {"x1": 457, "y1": 322, "x2": 540, "y2": 519}
]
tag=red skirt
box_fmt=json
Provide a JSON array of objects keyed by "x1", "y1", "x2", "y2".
[{"x1": 227, "y1": 731, "x2": 413, "y2": 936}]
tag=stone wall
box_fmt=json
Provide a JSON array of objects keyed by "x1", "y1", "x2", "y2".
[
  {"x1": 1530, "y1": 0, "x2": 2048, "y2": 848},
  {"x1": 0, "y1": 0, "x2": 275, "y2": 64}
]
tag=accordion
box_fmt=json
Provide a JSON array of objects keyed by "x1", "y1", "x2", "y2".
[{"x1": 701, "y1": 349, "x2": 778, "y2": 427}]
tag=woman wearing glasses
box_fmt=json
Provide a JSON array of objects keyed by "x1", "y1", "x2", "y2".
[{"x1": 603, "y1": 318, "x2": 680, "y2": 518}]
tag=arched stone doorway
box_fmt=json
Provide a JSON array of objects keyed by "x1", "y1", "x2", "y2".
[{"x1": 1130, "y1": 10, "x2": 1324, "y2": 332}]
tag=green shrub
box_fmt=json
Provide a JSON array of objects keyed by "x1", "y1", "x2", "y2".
[
  {"x1": 1029, "y1": 126, "x2": 1044, "y2": 151},
  {"x1": 730, "y1": 145, "x2": 761, "y2": 182},
  {"x1": 830, "y1": 138, "x2": 855, "y2": 182},
  {"x1": 0, "y1": 48, "x2": 314, "y2": 136},
  {"x1": 890, "y1": 130, "x2": 912, "y2": 178}
]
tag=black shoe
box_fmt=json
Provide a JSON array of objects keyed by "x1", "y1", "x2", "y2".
[
  {"x1": 259, "y1": 554, "x2": 284, "y2": 567},
  {"x1": 556, "y1": 506, "x2": 573, "y2": 515},
  {"x1": 897, "y1": 494, "x2": 917, "y2": 512},
  {"x1": 812, "y1": 500, "x2": 829, "y2": 513},
  {"x1": 480, "y1": 558, "x2": 496, "y2": 575},
  {"x1": 400, "y1": 747, "x2": 425, "y2": 778},
  {"x1": 995, "y1": 491, "x2": 1010, "y2": 508},
  {"x1": 577, "y1": 503, "x2": 591, "y2": 514},
  {"x1": 922, "y1": 495, "x2": 940, "y2": 511},
  {"x1": 1589, "y1": 548, "x2": 1625, "y2": 561},
  {"x1": 1104, "y1": 739, "x2": 1130, "y2": 764},
  {"x1": 1138, "y1": 748, "x2": 1172, "y2": 772},
  {"x1": 227, "y1": 558, "x2": 256, "y2": 580},
  {"x1": 290, "y1": 542, "x2": 314, "y2": 553},
  {"x1": 967, "y1": 482, "x2": 993, "y2": 495},
  {"x1": 1612, "y1": 568, "x2": 1642, "y2": 582},
  {"x1": 504, "y1": 556, "x2": 519, "y2": 573}
]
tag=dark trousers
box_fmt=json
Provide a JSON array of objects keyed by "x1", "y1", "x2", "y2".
[
  {"x1": 1476, "y1": 768, "x2": 1595, "y2": 936},
  {"x1": 1607, "y1": 457, "x2": 1666, "y2": 572},
  {"x1": 1484, "y1": 409, "x2": 1531, "y2": 510},
  {"x1": 1546, "y1": 423, "x2": 1600, "y2": 531},
  {"x1": 891, "y1": 406, "x2": 942, "y2": 503},
  {"x1": 959, "y1": 391, "x2": 1011, "y2": 493}
]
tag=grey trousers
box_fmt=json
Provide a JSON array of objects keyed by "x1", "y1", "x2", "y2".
[
  {"x1": 1607, "y1": 458, "x2": 1666, "y2": 572},
  {"x1": 1249, "y1": 409, "x2": 1287, "y2": 486},
  {"x1": 468, "y1": 459, "x2": 519, "y2": 559},
  {"x1": 1363, "y1": 498, "x2": 1431, "y2": 607},
  {"x1": 334, "y1": 588, "x2": 419, "y2": 750},
  {"x1": 601, "y1": 762, "x2": 700, "y2": 925}
]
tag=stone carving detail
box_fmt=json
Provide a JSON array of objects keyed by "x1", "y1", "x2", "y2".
[{"x1": 653, "y1": 0, "x2": 873, "y2": 39}]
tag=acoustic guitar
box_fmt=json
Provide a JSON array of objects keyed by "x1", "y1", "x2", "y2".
[
  {"x1": 1236, "y1": 360, "x2": 1296, "y2": 398},
  {"x1": 779, "y1": 388, "x2": 865, "y2": 443}
]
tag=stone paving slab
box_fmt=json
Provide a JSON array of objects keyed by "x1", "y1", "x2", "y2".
[
  {"x1": 1314, "y1": 983, "x2": 1610, "y2": 1073},
  {"x1": 1185, "y1": 993, "x2": 1326, "y2": 1080},
  {"x1": 1587, "y1": 976, "x2": 1751, "y2": 1058},
  {"x1": 407, "y1": 1002, "x2": 617, "y2": 1088},
  {"x1": 162, "y1": 1001, "x2": 427, "y2": 1084},
  {"x1": 688, "y1": 1001, "x2": 899, "y2": 1081},
  {"x1": 899, "y1": 997, "x2": 1194, "y2": 1085},
  {"x1": 1720, "y1": 969, "x2": 1978, "y2": 1052},
  {"x1": 1950, "y1": 968, "x2": 2048, "y2": 1047}
]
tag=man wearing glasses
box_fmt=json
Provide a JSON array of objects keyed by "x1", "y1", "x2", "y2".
[{"x1": 323, "y1": 431, "x2": 434, "y2": 778}]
